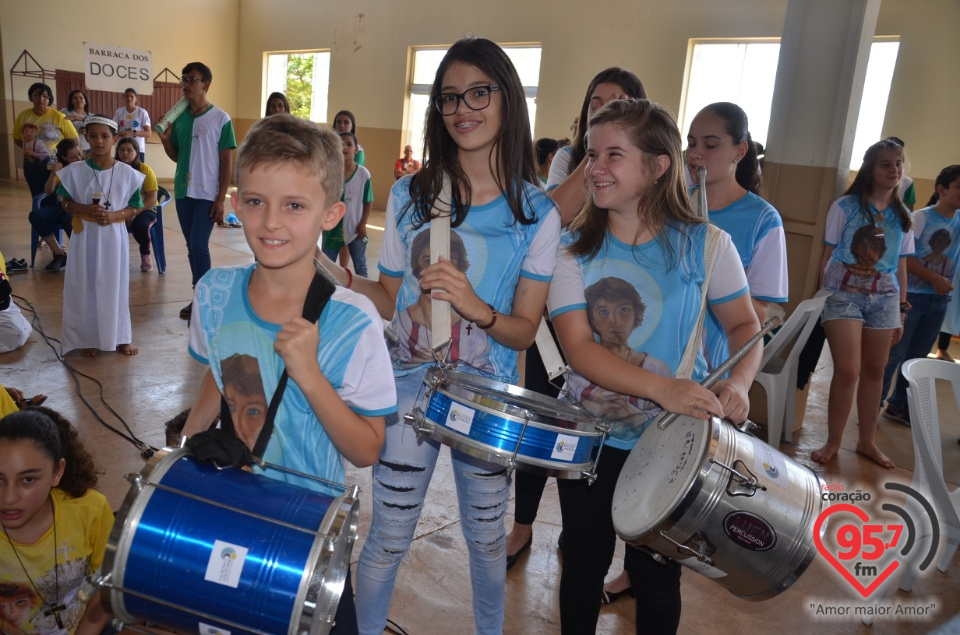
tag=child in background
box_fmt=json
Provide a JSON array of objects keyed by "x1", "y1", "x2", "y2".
[
  {"x1": 812, "y1": 139, "x2": 914, "y2": 468},
  {"x1": 0, "y1": 407, "x2": 114, "y2": 634},
  {"x1": 181, "y1": 114, "x2": 396, "y2": 633},
  {"x1": 881, "y1": 164, "x2": 960, "y2": 424},
  {"x1": 56, "y1": 115, "x2": 145, "y2": 357},
  {"x1": 20, "y1": 123, "x2": 51, "y2": 167},
  {"x1": 115, "y1": 136, "x2": 160, "y2": 272},
  {"x1": 28, "y1": 138, "x2": 84, "y2": 272},
  {"x1": 322, "y1": 132, "x2": 373, "y2": 277}
]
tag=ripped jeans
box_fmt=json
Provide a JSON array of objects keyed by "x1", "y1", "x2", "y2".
[{"x1": 355, "y1": 366, "x2": 511, "y2": 635}]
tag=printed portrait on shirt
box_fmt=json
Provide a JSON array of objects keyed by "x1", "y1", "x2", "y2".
[
  {"x1": 221, "y1": 353, "x2": 269, "y2": 450},
  {"x1": 389, "y1": 228, "x2": 493, "y2": 373},
  {"x1": 574, "y1": 276, "x2": 670, "y2": 436}
]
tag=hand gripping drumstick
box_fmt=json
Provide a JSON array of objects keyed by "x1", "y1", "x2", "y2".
[{"x1": 657, "y1": 315, "x2": 781, "y2": 430}]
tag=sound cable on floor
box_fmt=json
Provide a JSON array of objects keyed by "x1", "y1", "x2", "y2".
[
  {"x1": 14, "y1": 293, "x2": 159, "y2": 459},
  {"x1": 385, "y1": 618, "x2": 411, "y2": 635}
]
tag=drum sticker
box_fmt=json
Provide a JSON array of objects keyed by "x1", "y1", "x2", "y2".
[
  {"x1": 751, "y1": 437, "x2": 788, "y2": 490},
  {"x1": 677, "y1": 556, "x2": 728, "y2": 579},
  {"x1": 204, "y1": 539, "x2": 248, "y2": 588},
  {"x1": 551, "y1": 433, "x2": 579, "y2": 462},
  {"x1": 198, "y1": 622, "x2": 231, "y2": 635},
  {"x1": 723, "y1": 511, "x2": 777, "y2": 551},
  {"x1": 445, "y1": 405, "x2": 475, "y2": 436}
]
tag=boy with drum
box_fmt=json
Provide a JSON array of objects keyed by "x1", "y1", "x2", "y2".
[{"x1": 181, "y1": 114, "x2": 396, "y2": 633}]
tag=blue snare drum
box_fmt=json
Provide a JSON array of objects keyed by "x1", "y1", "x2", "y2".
[
  {"x1": 99, "y1": 449, "x2": 358, "y2": 635},
  {"x1": 406, "y1": 367, "x2": 606, "y2": 481}
]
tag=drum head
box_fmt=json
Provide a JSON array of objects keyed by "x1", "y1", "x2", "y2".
[{"x1": 612, "y1": 415, "x2": 710, "y2": 543}]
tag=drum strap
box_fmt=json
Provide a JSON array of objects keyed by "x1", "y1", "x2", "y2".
[
  {"x1": 218, "y1": 271, "x2": 337, "y2": 458},
  {"x1": 676, "y1": 224, "x2": 722, "y2": 380}
]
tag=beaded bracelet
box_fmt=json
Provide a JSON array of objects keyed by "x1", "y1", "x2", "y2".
[{"x1": 476, "y1": 303, "x2": 498, "y2": 330}]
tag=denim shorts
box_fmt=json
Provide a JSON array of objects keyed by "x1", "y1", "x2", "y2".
[{"x1": 821, "y1": 289, "x2": 900, "y2": 329}]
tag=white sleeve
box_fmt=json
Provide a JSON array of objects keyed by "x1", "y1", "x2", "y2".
[
  {"x1": 546, "y1": 146, "x2": 573, "y2": 190},
  {"x1": 900, "y1": 229, "x2": 915, "y2": 257},
  {"x1": 547, "y1": 247, "x2": 587, "y2": 318},
  {"x1": 337, "y1": 293, "x2": 398, "y2": 416},
  {"x1": 188, "y1": 286, "x2": 208, "y2": 363},
  {"x1": 377, "y1": 191, "x2": 406, "y2": 276},
  {"x1": 520, "y1": 207, "x2": 560, "y2": 281},
  {"x1": 707, "y1": 231, "x2": 749, "y2": 304},
  {"x1": 747, "y1": 226, "x2": 789, "y2": 302},
  {"x1": 910, "y1": 211, "x2": 926, "y2": 251},
  {"x1": 824, "y1": 200, "x2": 845, "y2": 246}
]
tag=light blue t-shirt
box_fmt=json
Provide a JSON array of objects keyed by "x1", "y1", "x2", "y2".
[
  {"x1": 189, "y1": 264, "x2": 397, "y2": 493},
  {"x1": 379, "y1": 178, "x2": 560, "y2": 384},
  {"x1": 548, "y1": 223, "x2": 748, "y2": 450},
  {"x1": 906, "y1": 206, "x2": 960, "y2": 295},
  {"x1": 702, "y1": 190, "x2": 788, "y2": 371},
  {"x1": 823, "y1": 195, "x2": 914, "y2": 295}
]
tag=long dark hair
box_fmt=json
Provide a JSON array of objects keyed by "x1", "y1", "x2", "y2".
[
  {"x1": 569, "y1": 68, "x2": 647, "y2": 175},
  {"x1": 115, "y1": 136, "x2": 142, "y2": 170},
  {"x1": 405, "y1": 37, "x2": 537, "y2": 228},
  {"x1": 55, "y1": 138, "x2": 80, "y2": 164},
  {"x1": 265, "y1": 92, "x2": 290, "y2": 117},
  {"x1": 66, "y1": 89, "x2": 88, "y2": 114},
  {"x1": 568, "y1": 99, "x2": 702, "y2": 268},
  {"x1": 696, "y1": 102, "x2": 762, "y2": 195},
  {"x1": 927, "y1": 164, "x2": 960, "y2": 206},
  {"x1": 844, "y1": 139, "x2": 911, "y2": 231},
  {"x1": 334, "y1": 109, "x2": 357, "y2": 134},
  {"x1": 0, "y1": 408, "x2": 100, "y2": 498}
]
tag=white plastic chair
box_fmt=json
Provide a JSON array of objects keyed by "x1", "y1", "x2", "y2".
[
  {"x1": 896, "y1": 358, "x2": 960, "y2": 590},
  {"x1": 753, "y1": 293, "x2": 827, "y2": 447}
]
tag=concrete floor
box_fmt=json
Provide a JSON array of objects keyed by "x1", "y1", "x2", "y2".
[{"x1": 1, "y1": 177, "x2": 958, "y2": 635}]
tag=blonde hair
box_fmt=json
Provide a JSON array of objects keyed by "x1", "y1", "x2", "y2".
[{"x1": 236, "y1": 114, "x2": 344, "y2": 206}]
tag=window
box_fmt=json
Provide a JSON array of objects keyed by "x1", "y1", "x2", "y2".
[
  {"x1": 678, "y1": 39, "x2": 900, "y2": 170},
  {"x1": 405, "y1": 45, "x2": 542, "y2": 161},
  {"x1": 265, "y1": 51, "x2": 331, "y2": 122}
]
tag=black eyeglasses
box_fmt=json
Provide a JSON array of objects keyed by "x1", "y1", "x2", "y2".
[
  {"x1": 31, "y1": 92, "x2": 49, "y2": 100},
  {"x1": 180, "y1": 76, "x2": 204, "y2": 85},
  {"x1": 434, "y1": 85, "x2": 501, "y2": 116}
]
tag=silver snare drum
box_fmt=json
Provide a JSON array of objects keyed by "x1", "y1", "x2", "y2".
[
  {"x1": 406, "y1": 367, "x2": 606, "y2": 481},
  {"x1": 612, "y1": 414, "x2": 825, "y2": 600}
]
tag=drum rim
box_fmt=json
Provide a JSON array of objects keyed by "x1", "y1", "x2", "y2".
[
  {"x1": 296, "y1": 488, "x2": 360, "y2": 635},
  {"x1": 427, "y1": 367, "x2": 600, "y2": 430},
  {"x1": 418, "y1": 419, "x2": 599, "y2": 478},
  {"x1": 101, "y1": 447, "x2": 184, "y2": 622}
]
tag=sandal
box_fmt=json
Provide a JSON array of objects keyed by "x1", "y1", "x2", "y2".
[
  {"x1": 601, "y1": 587, "x2": 635, "y2": 605},
  {"x1": 20, "y1": 394, "x2": 48, "y2": 408}
]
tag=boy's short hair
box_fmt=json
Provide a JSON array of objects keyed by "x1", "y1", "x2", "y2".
[
  {"x1": 182, "y1": 61, "x2": 213, "y2": 83},
  {"x1": 236, "y1": 114, "x2": 344, "y2": 206},
  {"x1": 339, "y1": 131, "x2": 358, "y2": 148}
]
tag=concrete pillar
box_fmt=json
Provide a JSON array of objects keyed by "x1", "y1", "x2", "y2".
[{"x1": 763, "y1": 0, "x2": 881, "y2": 308}]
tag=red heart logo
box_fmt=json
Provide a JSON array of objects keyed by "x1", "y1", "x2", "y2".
[{"x1": 814, "y1": 503, "x2": 900, "y2": 598}]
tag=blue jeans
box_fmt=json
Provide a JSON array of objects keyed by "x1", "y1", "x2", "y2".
[
  {"x1": 882, "y1": 292, "x2": 950, "y2": 407},
  {"x1": 175, "y1": 197, "x2": 215, "y2": 286},
  {"x1": 322, "y1": 238, "x2": 368, "y2": 278},
  {"x1": 355, "y1": 367, "x2": 510, "y2": 635},
  {"x1": 29, "y1": 201, "x2": 72, "y2": 239}
]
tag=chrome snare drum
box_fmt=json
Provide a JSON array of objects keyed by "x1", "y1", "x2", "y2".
[
  {"x1": 98, "y1": 448, "x2": 358, "y2": 635},
  {"x1": 612, "y1": 414, "x2": 825, "y2": 600},
  {"x1": 406, "y1": 367, "x2": 606, "y2": 481}
]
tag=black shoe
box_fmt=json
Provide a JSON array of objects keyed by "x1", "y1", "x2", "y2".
[
  {"x1": 45, "y1": 254, "x2": 67, "y2": 272},
  {"x1": 180, "y1": 302, "x2": 193, "y2": 320},
  {"x1": 506, "y1": 534, "x2": 533, "y2": 571},
  {"x1": 6, "y1": 258, "x2": 27, "y2": 272},
  {"x1": 882, "y1": 403, "x2": 910, "y2": 426},
  {"x1": 557, "y1": 531, "x2": 564, "y2": 551}
]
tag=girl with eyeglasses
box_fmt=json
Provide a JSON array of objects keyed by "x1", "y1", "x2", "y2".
[{"x1": 320, "y1": 37, "x2": 559, "y2": 635}]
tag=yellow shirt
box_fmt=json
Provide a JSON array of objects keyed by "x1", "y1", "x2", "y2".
[
  {"x1": 0, "y1": 488, "x2": 114, "y2": 634},
  {"x1": 14, "y1": 108, "x2": 78, "y2": 154}
]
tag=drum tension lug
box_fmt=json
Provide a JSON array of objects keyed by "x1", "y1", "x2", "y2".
[
  {"x1": 710, "y1": 458, "x2": 767, "y2": 497},
  {"x1": 658, "y1": 530, "x2": 715, "y2": 564},
  {"x1": 582, "y1": 470, "x2": 597, "y2": 485}
]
